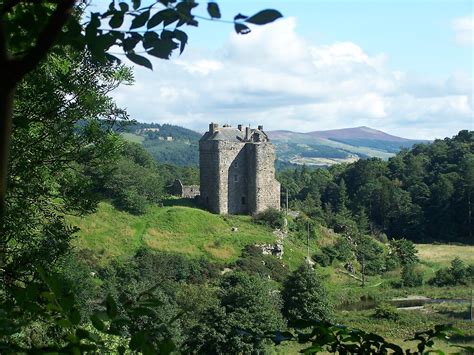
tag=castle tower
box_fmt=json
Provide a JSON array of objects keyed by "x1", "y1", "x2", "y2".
[{"x1": 199, "y1": 123, "x2": 280, "y2": 215}]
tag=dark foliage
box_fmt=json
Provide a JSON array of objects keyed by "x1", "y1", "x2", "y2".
[
  {"x1": 282, "y1": 264, "x2": 333, "y2": 325},
  {"x1": 253, "y1": 208, "x2": 285, "y2": 229},
  {"x1": 278, "y1": 131, "x2": 474, "y2": 244},
  {"x1": 184, "y1": 272, "x2": 286, "y2": 353},
  {"x1": 429, "y1": 257, "x2": 474, "y2": 287},
  {"x1": 234, "y1": 245, "x2": 289, "y2": 283}
]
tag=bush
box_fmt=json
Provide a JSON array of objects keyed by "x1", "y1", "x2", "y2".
[
  {"x1": 389, "y1": 239, "x2": 419, "y2": 266},
  {"x1": 373, "y1": 303, "x2": 399, "y2": 321},
  {"x1": 114, "y1": 188, "x2": 148, "y2": 214},
  {"x1": 312, "y1": 238, "x2": 352, "y2": 267},
  {"x1": 401, "y1": 264, "x2": 423, "y2": 287},
  {"x1": 313, "y1": 251, "x2": 331, "y2": 267},
  {"x1": 253, "y1": 208, "x2": 285, "y2": 229},
  {"x1": 235, "y1": 246, "x2": 289, "y2": 283},
  {"x1": 332, "y1": 238, "x2": 353, "y2": 262},
  {"x1": 429, "y1": 257, "x2": 470, "y2": 287}
]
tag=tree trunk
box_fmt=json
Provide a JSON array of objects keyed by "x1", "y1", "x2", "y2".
[
  {"x1": 0, "y1": 81, "x2": 14, "y2": 279},
  {"x1": 0, "y1": 83, "x2": 14, "y2": 224}
]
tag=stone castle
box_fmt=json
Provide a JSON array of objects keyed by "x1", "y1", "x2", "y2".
[{"x1": 199, "y1": 123, "x2": 280, "y2": 215}]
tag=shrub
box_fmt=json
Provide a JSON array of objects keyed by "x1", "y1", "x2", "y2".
[
  {"x1": 313, "y1": 251, "x2": 331, "y2": 267},
  {"x1": 389, "y1": 238, "x2": 419, "y2": 266},
  {"x1": 114, "y1": 189, "x2": 147, "y2": 215},
  {"x1": 320, "y1": 245, "x2": 338, "y2": 263},
  {"x1": 253, "y1": 208, "x2": 285, "y2": 229},
  {"x1": 332, "y1": 237, "x2": 353, "y2": 262},
  {"x1": 312, "y1": 238, "x2": 352, "y2": 267},
  {"x1": 401, "y1": 264, "x2": 423, "y2": 287},
  {"x1": 467, "y1": 264, "x2": 474, "y2": 281},
  {"x1": 429, "y1": 257, "x2": 470, "y2": 287},
  {"x1": 235, "y1": 246, "x2": 289, "y2": 283},
  {"x1": 373, "y1": 303, "x2": 399, "y2": 321}
]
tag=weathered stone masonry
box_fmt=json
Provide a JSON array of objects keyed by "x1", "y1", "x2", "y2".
[{"x1": 199, "y1": 123, "x2": 280, "y2": 215}]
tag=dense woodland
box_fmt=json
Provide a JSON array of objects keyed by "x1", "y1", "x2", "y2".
[
  {"x1": 279, "y1": 131, "x2": 473, "y2": 245},
  {"x1": 124, "y1": 122, "x2": 200, "y2": 166}
]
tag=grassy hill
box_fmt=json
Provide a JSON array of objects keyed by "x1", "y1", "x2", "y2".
[{"x1": 68, "y1": 202, "x2": 318, "y2": 268}]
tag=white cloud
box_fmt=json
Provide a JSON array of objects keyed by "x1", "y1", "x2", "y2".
[
  {"x1": 453, "y1": 16, "x2": 474, "y2": 46},
  {"x1": 113, "y1": 17, "x2": 473, "y2": 140}
]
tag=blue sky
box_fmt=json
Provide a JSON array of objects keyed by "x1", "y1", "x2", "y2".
[
  {"x1": 112, "y1": 0, "x2": 473, "y2": 139},
  {"x1": 187, "y1": 0, "x2": 472, "y2": 76}
]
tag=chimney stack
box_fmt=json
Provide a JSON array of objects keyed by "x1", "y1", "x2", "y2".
[
  {"x1": 209, "y1": 122, "x2": 218, "y2": 133},
  {"x1": 245, "y1": 126, "x2": 250, "y2": 140},
  {"x1": 258, "y1": 125, "x2": 263, "y2": 131}
]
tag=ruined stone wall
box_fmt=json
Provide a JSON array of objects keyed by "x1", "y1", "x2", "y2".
[
  {"x1": 216, "y1": 141, "x2": 247, "y2": 214},
  {"x1": 181, "y1": 185, "x2": 200, "y2": 198},
  {"x1": 226, "y1": 144, "x2": 248, "y2": 214},
  {"x1": 199, "y1": 140, "x2": 220, "y2": 213},
  {"x1": 247, "y1": 142, "x2": 280, "y2": 214}
]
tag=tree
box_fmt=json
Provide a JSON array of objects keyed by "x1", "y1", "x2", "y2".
[
  {"x1": 3, "y1": 50, "x2": 130, "y2": 281},
  {"x1": 389, "y1": 238, "x2": 419, "y2": 267},
  {"x1": 185, "y1": 272, "x2": 285, "y2": 353},
  {"x1": 281, "y1": 263, "x2": 333, "y2": 325},
  {"x1": 355, "y1": 235, "x2": 385, "y2": 279},
  {"x1": 102, "y1": 142, "x2": 167, "y2": 214},
  {"x1": 0, "y1": 0, "x2": 283, "y2": 241},
  {"x1": 400, "y1": 264, "x2": 423, "y2": 287}
]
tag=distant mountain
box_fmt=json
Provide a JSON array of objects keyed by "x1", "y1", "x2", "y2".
[
  {"x1": 268, "y1": 126, "x2": 428, "y2": 167},
  {"x1": 269, "y1": 126, "x2": 418, "y2": 142},
  {"x1": 122, "y1": 122, "x2": 428, "y2": 168}
]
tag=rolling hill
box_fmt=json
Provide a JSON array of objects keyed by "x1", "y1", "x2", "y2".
[
  {"x1": 268, "y1": 126, "x2": 428, "y2": 167},
  {"x1": 121, "y1": 122, "x2": 427, "y2": 168}
]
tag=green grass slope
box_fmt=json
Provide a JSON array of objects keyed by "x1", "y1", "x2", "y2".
[{"x1": 69, "y1": 202, "x2": 278, "y2": 265}]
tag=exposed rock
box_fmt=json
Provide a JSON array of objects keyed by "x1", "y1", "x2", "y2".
[
  {"x1": 220, "y1": 267, "x2": 233, "y2": 275},
  {"x1": 256, "y1": 243, "x2": 284, "y2": 259}
]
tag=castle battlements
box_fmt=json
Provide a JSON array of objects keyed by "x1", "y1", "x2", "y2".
[{"x1": 199, "y1": 123, "x2": 280, "y2": 215}]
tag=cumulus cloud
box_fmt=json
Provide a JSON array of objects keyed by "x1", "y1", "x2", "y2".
[
  {"x1": 112, "y1": 17, "x2": 473, "y2": 140},
  {"x1": 453, "y1": 16, "x2": 474, "y2": 46}
]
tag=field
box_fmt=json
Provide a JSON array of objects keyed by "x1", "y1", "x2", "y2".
[
  {"x1": 416, "y1": 243, "x2": 474, "y2": 267},
  {"x1": 121, "y1": 132, "x2": 145, "y2": 144}
]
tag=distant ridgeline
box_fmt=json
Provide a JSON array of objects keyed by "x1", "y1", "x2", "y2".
[
  {"x1": 120, "y1": 123, "x2": 427, "y2": 169},
  {"x1": 121, "y1": 122, "x2": 201, "y2": 166},
  {"x1": 267, "y1": 126, "x2": 429, "y2": 168}
]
